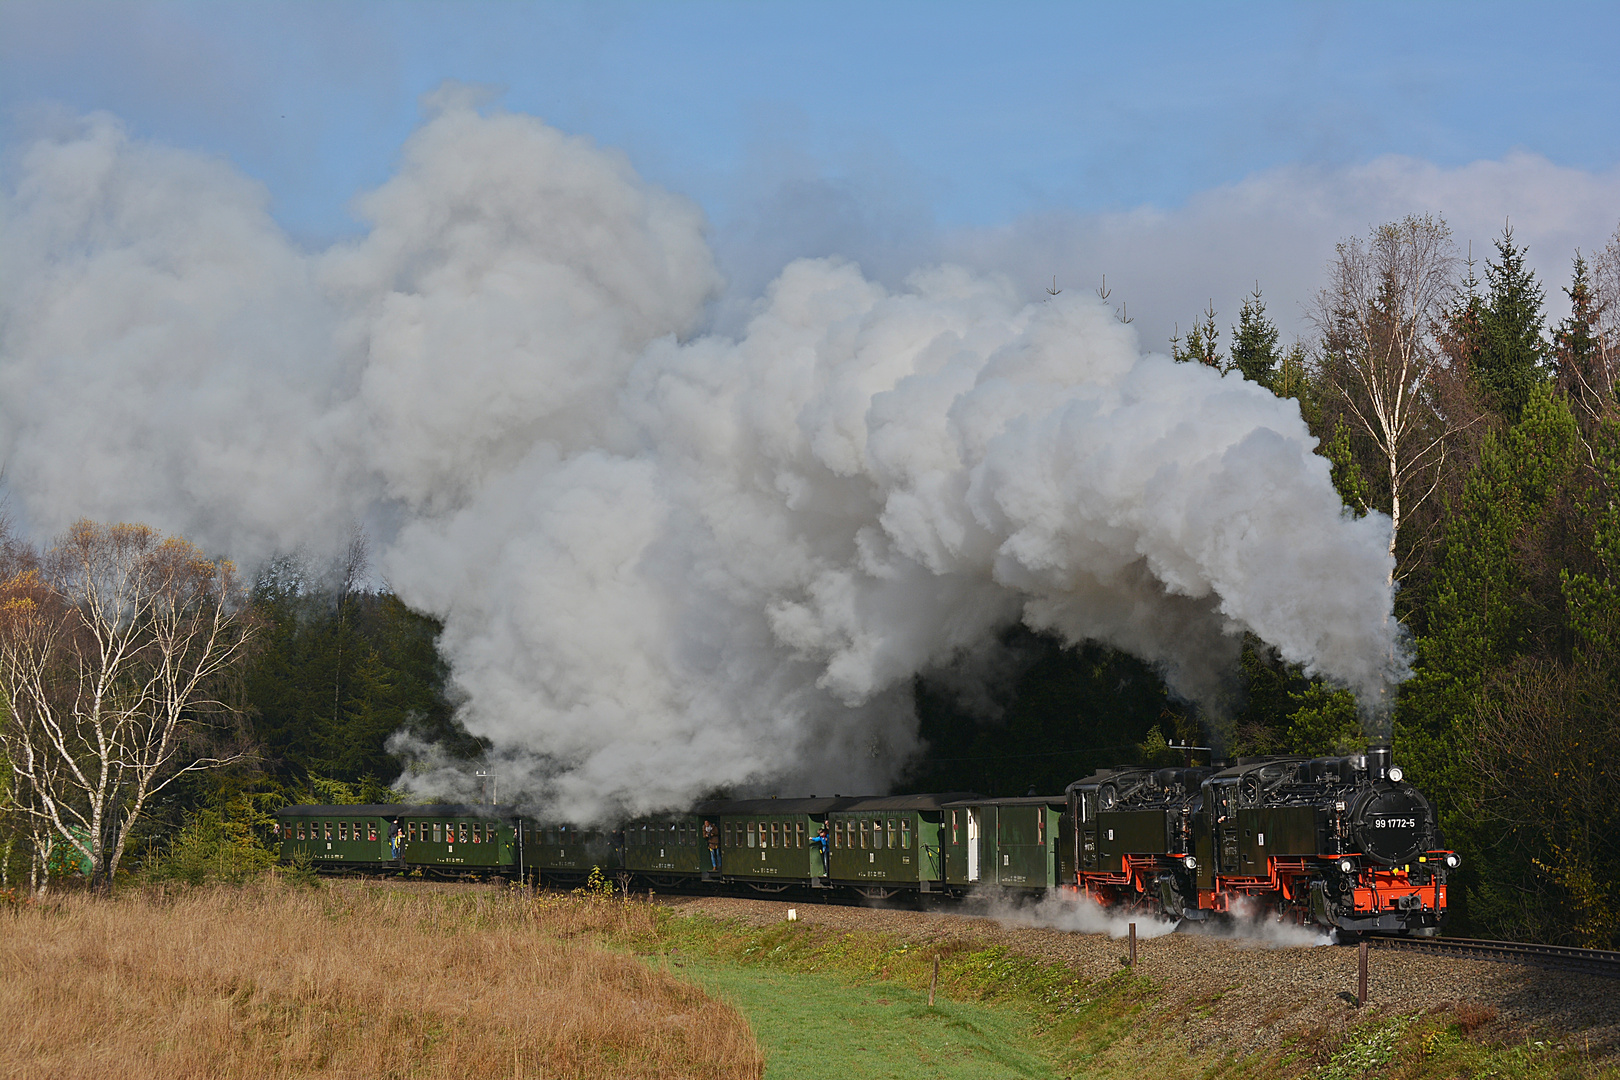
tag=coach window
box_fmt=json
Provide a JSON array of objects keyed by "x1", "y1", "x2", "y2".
[
  {"x1": 951, "y1": 811, "x2": 959, "y2": 843},
  {"x1": 354, "y1": 822, "x2": 363, "y2": 840},
  {"x1": 296, "y1": 822, "x2": 306, "y2": 841},
  {"x1": 765, "y1": 822, "x2": 775, "y2": 848},
  {"x1": 858, "y1": 820, "x2": 868, "y2": 849},
  {"x1": 746, "y1": 822, "x2": 757, "y2": 848},
  {"x1": 456, "y1": 823, "x2": 466, "y2": 843},
  {"x1": 432, "y1": 823, "x2": 442, "y2": 843},
  {"x1": 901, "y1": 820, "x2": 911, "y2": 849},
  {"x1": 795, "y1": 822, "x2": 805, "y2": 848},
  {"x1": 475, "y1": 824, "x2": 484, "y2": 844},
  {"x1": 320, "y1": 822, "x2": 329, "y2": 840},
  {"x1": 886, "y1": 820, "x2": 895, "y2": 849}
]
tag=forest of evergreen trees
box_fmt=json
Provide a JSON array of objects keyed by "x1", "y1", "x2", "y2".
[{"x1": 3, "y1": 217, "x2": 1616, "y2": 949}]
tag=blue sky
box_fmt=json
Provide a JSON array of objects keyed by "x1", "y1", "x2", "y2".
[{"x1": 4, "y1": 1, "x2": 1619, "y2": 343}]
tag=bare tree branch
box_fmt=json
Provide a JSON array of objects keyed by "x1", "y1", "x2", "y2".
[{"x1": 0, "y1": 520, "x2": 257, "y2": 893}]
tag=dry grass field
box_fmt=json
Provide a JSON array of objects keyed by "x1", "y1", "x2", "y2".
[{"x1": 1, "y1": 880, "x2": 762, "y2": 1080}]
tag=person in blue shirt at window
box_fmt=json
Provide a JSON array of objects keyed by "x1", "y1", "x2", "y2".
[{"x1": 810, "y1": 823, "x2": 830, "y2": 877}]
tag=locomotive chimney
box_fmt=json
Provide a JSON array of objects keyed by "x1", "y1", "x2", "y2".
[{"x1": 1366, "y1": 743, "x2": 1392, "y2": 783}]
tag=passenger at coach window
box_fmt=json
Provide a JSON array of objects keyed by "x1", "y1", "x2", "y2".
[
  {"x1": 703, "y1": 819, "x2": 720, "y2": 870},
  {"x1": 811, "y1": 824, "x2": 829, "y2": 872}
]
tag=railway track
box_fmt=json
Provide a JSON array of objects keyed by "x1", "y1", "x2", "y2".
[{"x1": 1370, "y1": 935, "x2": 1620, "y2": 978}]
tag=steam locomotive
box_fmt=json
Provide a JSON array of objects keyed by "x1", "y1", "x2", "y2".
[
  {"x1": 1068, "y1": 743, "x2": 1455, "y2": 936},
  {"x1": 276, "y1": 742, "x2": 1455, "y2": 936}
]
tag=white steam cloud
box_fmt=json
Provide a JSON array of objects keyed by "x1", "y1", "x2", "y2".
[{"x1": 0, "y1": 94, "x2": 1402, "y2": 819}]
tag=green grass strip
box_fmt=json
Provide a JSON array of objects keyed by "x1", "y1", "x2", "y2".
[{"x1": 673, "y1": 956, "x2": 1060, "y2": 1080}]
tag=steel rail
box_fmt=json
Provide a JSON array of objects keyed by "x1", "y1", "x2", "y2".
[{"x1": 1369, "y1": 935, "x2": 1620, "y2": 978}]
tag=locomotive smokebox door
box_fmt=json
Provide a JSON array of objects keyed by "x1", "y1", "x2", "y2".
[{"x1": 1351, "y1": 786, "x2": 1430, "y2": 865}]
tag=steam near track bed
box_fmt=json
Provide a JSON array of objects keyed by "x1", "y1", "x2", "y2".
[
  {"x1": 969, "y1": 890, "x2": 1332, "y2": 949},
  {"x1": 0, "y1": 91, "x2": 1405, "y2": 820}
]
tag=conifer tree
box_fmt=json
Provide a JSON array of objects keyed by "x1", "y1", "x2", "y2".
[
  {"x1": 1171, "y1": 302, "x2": 1222, "y2": 368},
  {"x1": 1272, "y1": 343, "x2": 1309, "y2": 403},
  {"x1": 1476, "y1": 225, "x2": 1548, "y2": 422},
  {"x1": 1439, "y1": 252, "x2": 1487, "y2": 375},
  {"x1": 1553, "y1": 254, "x2": 1614, "y2": 426},
  {"x1": 1229, "y1": 285, "x2": 1281, "y2": 387}
]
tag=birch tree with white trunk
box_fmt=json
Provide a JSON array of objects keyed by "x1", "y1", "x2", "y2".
[
  {"x1": 1312, "y1": 215, "x2": 1461, "y2": 582},
  {"x1": 0, "y1": 520, "x2": 256, "y2": 892}
]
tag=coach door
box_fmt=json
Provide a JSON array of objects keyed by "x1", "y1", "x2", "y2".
[{"x1": 966, "y1": 809, "x2": 981, "y2": 882}]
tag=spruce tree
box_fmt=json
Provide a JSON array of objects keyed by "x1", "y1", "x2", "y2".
[
  {"x1": 1272, "y1": 343, "x2": 1309, "y2": 403},
  {"x1": 1553, "y1": 254, "x2": 1607, "y2": 426},
  {"x1": 1476, "y1": 225, "x2": 1548, "y2": 422},
  {"x1": 1229, "y1": 285, "x2": 1280, "y2": 388},
  {"x1": 1171, "y1": 302, "x2": 1222, "y2": 368}
]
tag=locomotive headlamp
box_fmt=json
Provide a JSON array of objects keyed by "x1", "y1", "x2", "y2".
[
  {"x1": 1444, "y1": 853, "x2": 1461, "y2": 869},
  {"x1": 1338, "y1": 858, "x2": 1355, "y2": 874},
  {"x1": 1387, "y1": 766, "x2": 1404, "y2": 782},
  {"x1": 1183, "y1": 855, "x2": 1197, "y2": 870}
]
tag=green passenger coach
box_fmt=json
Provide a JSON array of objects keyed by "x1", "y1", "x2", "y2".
[
  {"x1": 825, "y1": 794, "x2": 963, "y2": 897},
  {"x1": 396, "y1": 805, "x2": 523, "y2": 877},
  {"x1": 526, "y1": 822, "x2": 619, "y2": 883},
  {"x1": 624, "y1": 814, "x2": 705, "y2": 882},
  {"x1": 702, "y1": 797, "x2": 835, "y2": 889},
  {"x1": 942, "y1": 796, "x2": 1066, "y2": 890},
  {"x1": 276, "y1": 804, "x2": 403, "y2": 871}
]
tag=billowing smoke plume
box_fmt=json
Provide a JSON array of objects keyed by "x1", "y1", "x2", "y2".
[{"x1": 0, "y1": 93, "x2": 1403, "y2": 819}]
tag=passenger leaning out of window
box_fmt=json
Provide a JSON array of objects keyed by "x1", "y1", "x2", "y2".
[{"x1": 703, "y1": 819, "x2": 721, "y2": 871}]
